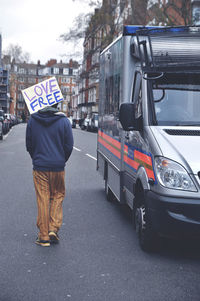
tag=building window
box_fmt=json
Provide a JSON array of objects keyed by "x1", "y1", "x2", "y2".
[
  {"x1": 193, "y1": 5, "x2": 200, "y2": 25},
  {"x1": 63, "y1": 68, "x2": 69, "y2": 75},
  {"x1": 19, "y1": 68, "x2": 26, "y2": 74},
  {"x1": 18, "y1": 77, "x2": 25, "y2": 82},
  {"x1": 18, "y1": 102, "x2": 24, "y2": 109},
  {"x1": 28, "y1": 77, "x2": 36, "y2": 83},
  {"x1": 61, "y1": 86, "x2": 70, "y2": 93},
  {"x1": 28, "y1": 69, "x2": 36, "y2": 75},
  {"x1": 18, "y1": 84, "x2": 26, "y2": 90},
  {"x1": 61, "y1": 77, "x2": 70, "y2": 83},
  {"x1": 54, "y1": 68, "x2": 59, "y2": 74},
  {"x1": 18, "y1": 93, "x2": 23, "y2": 101},
  {"x1": 73, "y1": 69, "x2": 78, "y2": 76},
  {"x1": 5, "y1": 64, "x2": 11, "y2": 70}
]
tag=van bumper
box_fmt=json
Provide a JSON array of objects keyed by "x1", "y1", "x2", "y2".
[{"x1": 146, "y1": 191, "x2": 200, "y2": 238}]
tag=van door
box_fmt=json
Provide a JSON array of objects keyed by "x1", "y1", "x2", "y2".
[{"x1": 123, "y1": 72, "x2": 153, "y2": 208}]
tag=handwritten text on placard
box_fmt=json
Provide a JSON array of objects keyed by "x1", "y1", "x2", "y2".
[{"x1": 22, "y1": 77, "x2": 63, "y2": 114}]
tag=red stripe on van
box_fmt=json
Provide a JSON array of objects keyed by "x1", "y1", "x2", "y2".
[
  {"x1": 124, "y1": 154, "x2": 139, "y2": 170},
  {"x1": 98, "y1": 136, "x2": 121, "y2": 159},
  {"x1": 134, "y1": 150, "x2": 153, "y2": 166},
  {"x1": 98, "y1": 130, "x2": 121, "y2": 149}
]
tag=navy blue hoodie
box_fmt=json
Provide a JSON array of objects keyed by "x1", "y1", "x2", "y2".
[{"x1": 26, "y1": 107, "x2": 73, "y2": 171}]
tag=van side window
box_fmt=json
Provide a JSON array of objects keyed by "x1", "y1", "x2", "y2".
[
  {"x1": 132, "y1": 72, "x2": 142, "y2": 119},
  {"x1": 105, "y1": 74, "x2": 120, "y2": 114}
]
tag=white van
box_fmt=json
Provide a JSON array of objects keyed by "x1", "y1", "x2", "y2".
[{"x1": 97, "y1": 25, "x2": 200, "y2": 251}]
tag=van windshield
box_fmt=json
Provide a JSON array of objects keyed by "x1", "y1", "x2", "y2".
[{"x1": 151, "y1": 73, "x2": 200, "y2": 126}]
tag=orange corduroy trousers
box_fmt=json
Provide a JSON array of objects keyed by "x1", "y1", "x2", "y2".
[{"x1": 33, "y1": 170, "x2": 65, "y2": 241}]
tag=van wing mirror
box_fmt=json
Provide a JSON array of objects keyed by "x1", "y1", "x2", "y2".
[{"x1": 119, "y1": 103, "x2": 136, "y2": 131}]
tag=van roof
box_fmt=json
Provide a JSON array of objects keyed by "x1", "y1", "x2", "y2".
[
  {"x1": 123, "y1": 25, "x2": 162, "y2": 36},
  {"x1": 130, "y1": 25, "x2": 200, "y2": 72}
]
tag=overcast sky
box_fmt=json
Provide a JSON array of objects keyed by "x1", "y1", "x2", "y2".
[{"x1": 0, "y1": 0, "x2": 93, "y2": 64}]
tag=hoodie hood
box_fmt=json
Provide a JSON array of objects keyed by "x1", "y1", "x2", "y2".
[{"x1": 31, "y1": 106, "x2": 66, "y2": 126}]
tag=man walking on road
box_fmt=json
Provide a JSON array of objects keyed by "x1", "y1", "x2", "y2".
[{"x1": 26, "y1": 104, "x2": 73, "y2": 247}]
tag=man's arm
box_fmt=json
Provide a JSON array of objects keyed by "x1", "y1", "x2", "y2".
[
  {"x1": 64, "y1": 119, "x2": 74, "y2": 162},
  {"x1": 26, "y1": 118, "x2": 33, "y2": 158}
]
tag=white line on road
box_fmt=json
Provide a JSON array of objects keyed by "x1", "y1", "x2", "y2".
[
  {"x1": 86, "y1": 153, "x2": 97, "y2": 161},
  {"x1": 3, "y1": 128, "x2": 13, "y2": 140},
  {"x1": 73, "y1": 147, "x2": 81, "y2": 152}
]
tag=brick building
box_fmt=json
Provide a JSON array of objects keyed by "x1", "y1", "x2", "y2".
[
  {"x1": 77, "y1": 0, "x2": 133, "y2": 120},
  {"x1": 39, "y1": 59, "x2": 79, "y2": 116},
  {"x1": 2, "y1": 57, "x2": 79, "y2": 118}
]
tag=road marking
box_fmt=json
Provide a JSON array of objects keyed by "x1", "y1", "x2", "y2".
[
  {"x1": 3, "y1": 127, "x2": 13, "y2": 140},
  {"x1": 73, "y1": 147, "x2": 81, "y2": 152},
  {"x1": 86, "y1": 153, "x2": 97, "y2": 161}
]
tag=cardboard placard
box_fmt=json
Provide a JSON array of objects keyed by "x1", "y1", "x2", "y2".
[{"x1": 22, "y1": 77, "x2": 63, "y2": 114}]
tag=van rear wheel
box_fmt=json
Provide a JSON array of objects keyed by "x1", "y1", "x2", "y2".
[{"x1": 135, "y1": 202, "x2": 158, "y2": 252}]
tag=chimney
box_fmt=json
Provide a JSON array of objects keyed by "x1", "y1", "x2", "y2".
[
  {"x1": 46, "y1": 59, "x2": 57, "y2": 67},
  {"x1": 69, "y1": 59, "x2": 73, "y2": 68}
]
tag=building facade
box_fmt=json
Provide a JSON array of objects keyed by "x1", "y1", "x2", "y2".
[
  {"x1": 0, "y1": 36, "x2": 9, "y2": 113},
  {"x1": 2, "y1": 57, "x2": 79, "y2": 118},
  {"x1": 0, "y1": 69, "x2": 9, "y2": 112},
  {"x1": 77, "y1": 0, "x2": 133, "y2": 120}
]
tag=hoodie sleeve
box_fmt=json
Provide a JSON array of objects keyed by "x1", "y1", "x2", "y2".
[
  {"x1": 26, "y1": 118, "x2": 33, "y2": 158},
  {"x1": 64, "y1": 118, "x2": 74, "y2": 162}
]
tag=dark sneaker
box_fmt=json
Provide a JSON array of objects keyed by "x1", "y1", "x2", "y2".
[
  {"x1": 49, "y1": 231, "x2": 59, "y2": 244},
  {"x1": 35, "y1": 237, "x2": 50, "y2": 247}
]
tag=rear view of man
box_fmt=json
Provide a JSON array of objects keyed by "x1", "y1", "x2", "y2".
[{"x1": 26, "y1": 104, "x2": 73, "y2": 247}]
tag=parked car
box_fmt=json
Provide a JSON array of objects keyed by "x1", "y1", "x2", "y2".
[
  {"x1": 68, "y1": 117, "x2": 76, "y2": 128},
  {"x1": 4, "y1": 113, "x2": 12, "y2": 128},
  {"x1": 0, "y1": 110, "x2": 9, "y2": 134},
  {"x1": 78, "y1": 118, "x2": 84, "y2": 128},
  {"x1": 81, "y1": 115, "x2": 90, "y2": 130},
  {"x1": 10, "y1": 114, "x2": 18, "y2": 126},
  {"x1": 87, "y1": 113, "x2": 98, "y2": 132}
]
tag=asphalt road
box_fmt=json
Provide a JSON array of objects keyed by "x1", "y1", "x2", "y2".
[{"x1": 1, "y1": 124, "x2": 200, "y2": 301}]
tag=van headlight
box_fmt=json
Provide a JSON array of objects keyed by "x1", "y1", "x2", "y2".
[{"x1": 155, "y1": 157, "x2": 197, "y2": 192}]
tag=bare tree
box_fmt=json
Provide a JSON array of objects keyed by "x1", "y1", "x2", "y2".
[
  {"x1": 3, "y1": 44, "x2": 31, "y2": 63},
  {"x1": 60, "y1": 0, "x2": 102, "y2": 43},
  {"x1": 60, "y1": 0, "x2": 192, "y2": 60},
  {"x1": 60, "y1": 13, "x2": 92, "y2": 43}
]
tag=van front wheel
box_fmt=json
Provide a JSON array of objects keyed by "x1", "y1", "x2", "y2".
[{"x1": 135, "y1": 204, "x2": 158, "y2": 252}]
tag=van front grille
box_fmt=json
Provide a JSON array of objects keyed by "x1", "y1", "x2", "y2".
[{"x1": 164, "y1": 129, "x2": 200, "y2": 136}]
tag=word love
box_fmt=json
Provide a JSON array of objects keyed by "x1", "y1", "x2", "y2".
[{"x1": 22, "y1": 77, "x2": 64, "y2": 114}]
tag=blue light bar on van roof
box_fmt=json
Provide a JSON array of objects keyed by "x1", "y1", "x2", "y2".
[
  {"x1": 123, "y1": 25, "x2": 159, "y2": 35},
  {"x1": 123, "y1": 25, "x2": 200, "y2": 36}
]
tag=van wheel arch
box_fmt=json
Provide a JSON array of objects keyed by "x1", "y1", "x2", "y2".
[{"x1": 133, "y1": 180, "x2": 158, "y2": 252}]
